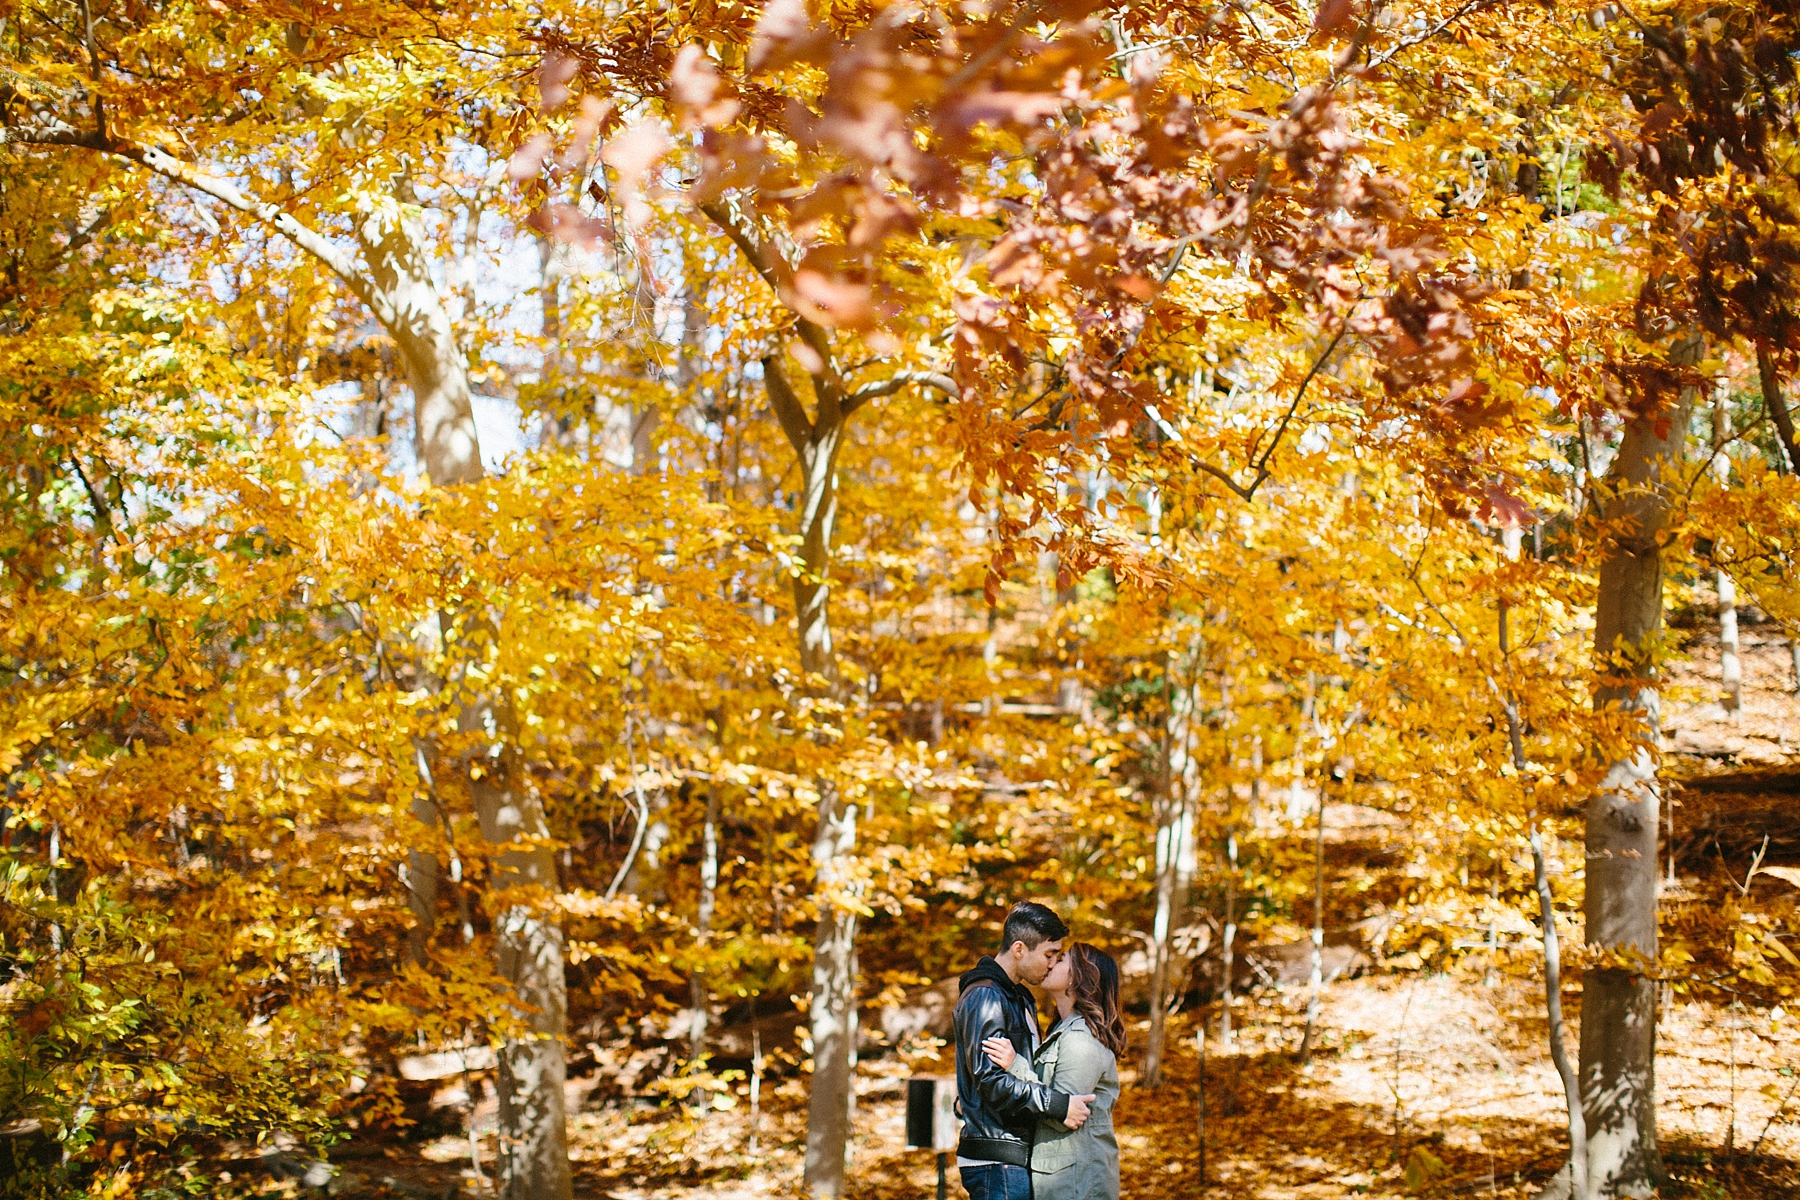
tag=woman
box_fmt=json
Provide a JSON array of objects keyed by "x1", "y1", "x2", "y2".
[{"x1": 981, "y1": 942, "x2": 1125, "y2": 1200}]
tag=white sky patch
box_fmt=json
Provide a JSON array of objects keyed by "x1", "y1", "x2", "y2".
[{"x1": 471, "y1": 392, "x2": 535, "y2": 473}]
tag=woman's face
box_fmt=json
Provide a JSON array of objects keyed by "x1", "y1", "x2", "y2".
[{"x1": 1042, "y1": 953, "x2": 1072, "y2": 995}]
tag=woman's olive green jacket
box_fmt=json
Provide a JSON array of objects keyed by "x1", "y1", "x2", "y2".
[{"x1": 1003, "y1": 1012, "x2": 1120, "y2": 1200}]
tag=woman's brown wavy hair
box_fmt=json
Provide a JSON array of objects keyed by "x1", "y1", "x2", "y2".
[{"x1": 1065, "y1": 942, "x2": 1127, "y2": 1058}]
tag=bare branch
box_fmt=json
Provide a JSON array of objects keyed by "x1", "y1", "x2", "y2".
[
  {"x1": 1193, "y1": 460, "x2": 1262, "y2": 502},
  {"x1": 1190, "y1": 321, "x2": 1349, "y2": 502},
  {"x1": 1248, "y1": 321, "x2": 1348, "y2": 474},
  {"x1": 1362, "y1": 0, "x2": 1495, "y2": 73},
  {"x1": 841, "y1": 370, "x2": 958, "y2": 417},
  {"x1": 605, "y1": 717, "x2": 654, "y2": 901},
  {"x1": 67, "y1": 454, "x2": 129, "y2": 550},
  {"x1": 697, "y1": 200, "x2": 839, "y2": 388}
]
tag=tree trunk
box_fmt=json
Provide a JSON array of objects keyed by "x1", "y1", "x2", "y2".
[
  {"x1": 356, "y1": 206, "x2": 485, "y2": 487},
  {"x1": 792, "y1": 417, "x2": 844, "y2": 681},
  {"x1": 1143, "y1": 650, "x2": 1198, "y2": 1087},
  {"x1": 364, "y1": 198, "x2": 480, "y2": 974},
  {"x1": 690, "y1": 787, "x2": 720, "y2": 1065},
  {"x1": 365, "y1": 202, "x2": 570, "y2": 1200},
  {"x1": 1533, "y1": 822, "x2": 1590, "y2": 1200},
  {"x1": 704, "y1": 198, "x2": 938, "y2": 1192},
  {"x1": 1222, "y1": 742, "x2": 1255, "y2": 1059},
  {"x1": 1716, "y1": 571, "x2": 1741, "y2": 712},
  {"x1": 845, "y1": 941, "x2": 860, "y2": 1133},
  {"x1": 734, "y1": 339, "x2": 865, "y2": 1195},
  {"x1": 782, "y1": 396, "x2": 858, "y2": 1198},
  {"x1": 1221, "y1": 826, "x2": 1238, "y2": 1053},
  {"x1": 1141, "y1": 795, "x2": 1190, "y2": 1086},
  {"x1": 473, "y1": 766, "x2": 570, "y2": 1200},
  {"x1": 1500, "y1": 527, "x2": 1589, "y2": 1200},
  {"x1": 1712, "y1": 394, "x2": 1741, "y2": 714},
  {"x1": 1299, "y1": 670, "x2": 1330, "y2": 1064},
  {"x1": 750, "y1": 1021, "x2": 765, "y2": 1155},
  {"x1": 1575, "y1": 361, "x2": 1694, "y2": 1199},
  {"x1": 1298, "y1": 769, "x2": 1328, "y2": 1063},
  {"x1": 803, "y1": 781, "x2": 859, "y2": 1198}
]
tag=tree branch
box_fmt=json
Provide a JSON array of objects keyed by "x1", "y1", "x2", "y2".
[
  {"x1": 841, "y1": 370, "x2": 958, "y2": 417},
  {"x1": 940, "y1": 0, "x2": 1042, "y2": 97},
  {"x1": 4, "y1": 118, "x2": 399, "y2": 330},
  {"x1": 605, "y1": 717, "x2": 654, "y2": 901},
  {"x1": 0, "y1": 206, "x2": 110, "y2": 306},
  {"x1": 1191, "y1": 321, "x2": 1348, "y2": 502},
  {"x1": 1362, "y1": 0, "x2": 1495, "y2": 73},
  {"x1": 66, "y1": 208, "x2": 111, "y2": 254},
  {"x1": 68, "y1": 454, "x2": 128, "y2": 550},
  {"x1": 698, "y1": 200, "x2": 783, "y2": 293},
  {"x1": 1757, "y1": 341, "x2": 1800, "y2": 474},
  {"x1": 697, "y1": 200, "x2": 839, "y2": 389},
  {"x1": 124, "y1": 143, "x2": 398, "y2": 329},
  {"x1": 761, "y1": 356, "x2": 815, "y2": 456}
]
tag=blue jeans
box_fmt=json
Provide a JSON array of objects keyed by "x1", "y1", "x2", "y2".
[{"x1": 961, "y1": 1163, "x2": 1031, "y2": 1200}]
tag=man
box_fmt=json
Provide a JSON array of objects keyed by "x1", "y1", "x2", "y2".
[{"x1": 953, "y1": 902, "x2": 1095, "y2": 1200}]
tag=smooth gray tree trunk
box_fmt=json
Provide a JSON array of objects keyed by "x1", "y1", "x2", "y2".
[
  {"x1": 804, "y1": 781, "x2": 859, "y2": 1195},
  {"x1": 1140, "y1": 791, "x2": 1192, "y2": 1086},
  {"x1": 751, "y1": 378, "x2": 862, "y2": 1197},
  {"x1": 743, "y1": 340, "x2": 861, "y2": 1197},
  {"x1": 355, "y1": 208, "x2": 485, "y2": 489},
  {"x1": 1533, "y1": 823, "x2": 1590, "y2": 1200},
  {"x1": 1221, "y1": 826, "x2": 1238, "y2": 1051},
  {"x1": 1711, "y1": 394, "x2": 1741, "y2": 714},
  {"x1": 1298, "y1": 773, "x2": 1328, "y2": 1063},
  {"x1": 470, "y1": 762, "x2": 569, "y2": 1200},
  {"x1": 792, "y1": 418, "x2": 843, "y2": 680},
  {"x1": 690, "y1": 788, "x2": 720, "y2": 1065},
  {"x1": 1143, "y1": 651, "x2": 1198, "y2": 1087},
  {"x1": 1716, "y1": 567, "x2": 1741, "y2": 713},
  {"x1": 1567, "y1": 361, "x2": 1694, "y2": 1199}
]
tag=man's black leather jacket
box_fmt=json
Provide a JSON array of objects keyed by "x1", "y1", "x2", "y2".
[{"x1": 953, "y1": 956, "x2": 1070, "y2": 1166}]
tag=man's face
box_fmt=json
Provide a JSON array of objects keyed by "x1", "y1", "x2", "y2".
[{"x1": 1013, "y1": 937, "x2": 1064, "y2": 986}]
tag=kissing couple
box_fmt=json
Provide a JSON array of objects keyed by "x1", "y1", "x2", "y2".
[{"x1": 951, "y1": 902, "x2": 1125, "y2": 1200}]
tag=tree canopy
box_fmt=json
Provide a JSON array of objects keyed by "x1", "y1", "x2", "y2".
[{"x1": 4, "y1": 0, "x2": 1800, "y2": 1197}]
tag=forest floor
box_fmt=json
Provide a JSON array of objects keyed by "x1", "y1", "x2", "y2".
[
  {"x1": 336, "y1": 969, "x2": 1800, "y2": 1200},
  {"x1": 319, "y1": 616, "x2": 1800, "y2": 1200}
]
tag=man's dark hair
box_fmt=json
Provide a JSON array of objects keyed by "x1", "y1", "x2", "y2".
[{"x1": 1000, "y1": 901, "x2": 1068, "y2": 952}]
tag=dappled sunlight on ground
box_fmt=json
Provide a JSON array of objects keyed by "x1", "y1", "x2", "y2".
[{"x1": 360, "y1": 972, "x2": 1798, "y2": 1198}]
